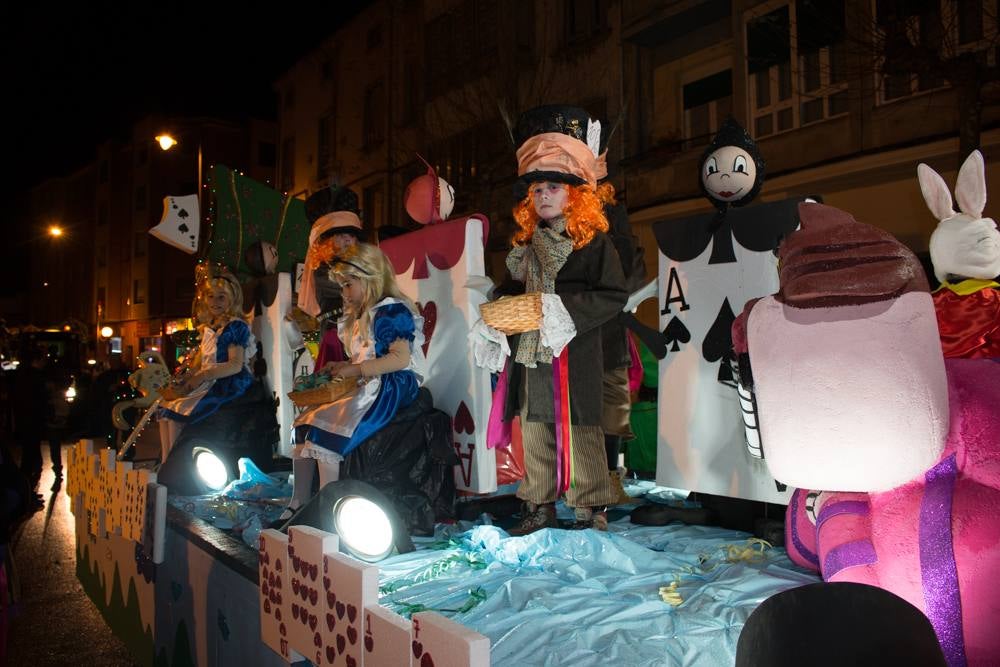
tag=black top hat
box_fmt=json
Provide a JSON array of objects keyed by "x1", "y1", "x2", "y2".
[
  {"x1": 512, "y1": 105, "x2": 608, "y2": 201},
  {"x1": 304, "y1": 185, "x2": 365, "y2": 238}
]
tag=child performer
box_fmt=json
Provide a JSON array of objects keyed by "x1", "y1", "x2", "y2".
[
  {"x1": 279, "y1": 243, "x2": 425, "y2": 520},
  {"x1": 498, "y1": 105, "x2": 629, "y2": 534},
  {"x1": 298, "y1": 185, "x2": 366, "y2": 368},
  {"x1": 158, "y1": 268, "x2": 255, "y2": 460}
]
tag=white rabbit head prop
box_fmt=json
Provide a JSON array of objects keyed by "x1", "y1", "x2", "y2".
[{"x1": 918, "y1": 150, "x2": 1000, "y2": 283}]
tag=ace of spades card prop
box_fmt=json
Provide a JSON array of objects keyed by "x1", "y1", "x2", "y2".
[
  {"x1": 151, "y1": 194, "x2": 200, "y2": 253},
  {"x1": 380, "y1": 216, "x2": 497, "y2": 493},
  {"x1": 653, "y1": 196, "x2": 816, "y2": 503}
]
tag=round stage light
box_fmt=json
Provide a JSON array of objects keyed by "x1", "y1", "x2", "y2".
[
  {"x1": 193, "y1": 448, "x2": 229, "y2": 491},
  {"x1": 333, "y1": 496, "x2": 394, "y2": 562}
]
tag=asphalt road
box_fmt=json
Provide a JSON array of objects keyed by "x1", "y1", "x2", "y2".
[{"x1": 7, "y1": 443, "x2": 138, "y2": 666}]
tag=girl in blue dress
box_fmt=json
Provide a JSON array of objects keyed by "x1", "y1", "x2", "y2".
[
  {"x1": 281, "y1": 243, "x2": 425, "y2": 520},
  {"x1": 157, "y1": 270, "x2": 255, "y2": 460}
]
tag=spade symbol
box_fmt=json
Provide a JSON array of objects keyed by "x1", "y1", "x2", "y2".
[
  {"x1": 172, "y1": 203, "x2": 178, "y2": 209},
  {"x1": 178, "y1": 223, "x2": 189, "y2": 234},
  {"x1": 178, "y1": 208, "x2": 189, "y2": 219},
  {"x1": 702, "y1": 299, "x2": 738, "y2": 387},
  {"x1": 663, "y1": 316, "x2": 691, "y2": 352}
]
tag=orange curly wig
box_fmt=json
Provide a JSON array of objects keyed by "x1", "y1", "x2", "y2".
[{"x1": 512, "y1": 182, "x2": 616, "y2": 249}]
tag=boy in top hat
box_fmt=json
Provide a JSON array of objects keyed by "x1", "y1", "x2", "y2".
[{"x1": 498, "y1": 105, "x2": 629, "y2": 532}]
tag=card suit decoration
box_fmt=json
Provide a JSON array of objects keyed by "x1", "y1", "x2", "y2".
[
  {"x1": 663, "y1": 317, "x2": 691, "y2": 352},
  {"x1": 454, "y1": 401, "x2": 475, "y2": 435},
  {"x1": 417, "y1": 301, "x2": 437, "y2": 356}
]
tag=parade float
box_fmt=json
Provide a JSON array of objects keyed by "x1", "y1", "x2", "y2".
[{"x1": 70, "y1": 121, "x2": 999, "y2": 664}]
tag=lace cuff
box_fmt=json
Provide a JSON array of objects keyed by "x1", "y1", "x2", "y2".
[
  {"x1": 469, "y1": 319, "x2": 510, "y2": 373},
  {"x1": 539, "y1": 293, "x2": 577, "y2": 356}
]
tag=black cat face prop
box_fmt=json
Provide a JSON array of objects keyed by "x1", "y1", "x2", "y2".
[{"x1": 700, "y1": 118, "x2": 765, "y2": 210}]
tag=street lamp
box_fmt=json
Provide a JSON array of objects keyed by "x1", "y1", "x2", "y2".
[
  {"x1": 156, "y1": 130, "x2": 203, "y2": 215},
  {"x1": 48, "y1": 225, "x2": 64, "y2": 238}
]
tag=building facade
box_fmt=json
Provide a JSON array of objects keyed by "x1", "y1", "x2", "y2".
[
  {"x1": 276, "y1": 0, "x2": 999, "y2": 324},
  {"x1": 28, "y1": 115, "x2": 276, "y2": 367}
]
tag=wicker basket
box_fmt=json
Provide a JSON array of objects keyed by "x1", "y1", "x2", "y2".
[
  {"x1": 479, "y1": 292, "x2": 542, "y2": 334},
  {"x1": 288, "y1": 377, "x2": 360, "y2": 408}
]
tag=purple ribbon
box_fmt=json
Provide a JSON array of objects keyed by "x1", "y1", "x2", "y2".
[
  {"x1": 919, "y1": 453, "x2": 966, "y2": 667},
  {"x1": 817, "y1": 500, "x2": 870, "y2": 532},
  {"x1": 823, "y1": 539, "x2": 878, "y2": 579}
]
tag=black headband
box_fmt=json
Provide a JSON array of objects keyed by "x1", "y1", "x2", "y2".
[{"x1": 331, "y1": 258, "x2": 373, "y2": 277}]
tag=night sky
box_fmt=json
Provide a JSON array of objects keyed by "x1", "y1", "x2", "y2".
[
  {"x1": 7, "y1": 3, "x2": 371, "y2": 197},
  {"x1": 3, "y1": 2, "x2": 368, "y2": 299}
]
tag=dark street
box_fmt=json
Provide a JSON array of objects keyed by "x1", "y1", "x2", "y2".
[{"x1": 7, "y1": 444, "x2": 136, "y2": 666}]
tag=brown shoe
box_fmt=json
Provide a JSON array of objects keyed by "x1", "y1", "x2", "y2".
[
  {"x1": 609, "y1": 469, "x2": 632, "y2": 506},
  {"x1": 570, "y1": 506, "x2": 608, "y2": 531},
  {"x1": 508, "y1": 502, "x2": 557, "y2": 536}
]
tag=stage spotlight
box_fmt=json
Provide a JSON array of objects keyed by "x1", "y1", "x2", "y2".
[
  {"x1": 286, "y1": 480, "x2": 413, "y2": 562},
  {"x1": 193, "y1": 447, "x2": 230, "y2": 491}
]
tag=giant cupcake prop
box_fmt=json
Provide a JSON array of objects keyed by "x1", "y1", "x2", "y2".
[{"x1": 736, "y1": 202, "x2": 1000, "y2": 666}]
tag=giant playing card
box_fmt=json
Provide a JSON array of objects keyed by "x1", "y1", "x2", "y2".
[
  {"x1": 381, "y1": 216, "x2": 496, "y2": 493},
  {"x1": 653, "y1": 197, "x2": 815, "y2": 503}
]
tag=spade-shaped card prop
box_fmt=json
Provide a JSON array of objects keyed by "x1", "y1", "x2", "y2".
[
  {"x1": 702, "y1": 298, "x2": 737, "y2": 386},
  {"x1": 151, "y1": 194, "x2": 200, "y2": 254}
]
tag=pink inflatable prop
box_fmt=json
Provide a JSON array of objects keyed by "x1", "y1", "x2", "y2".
[{"x1": 743, "y1": 203, "x2": 1000, "y2": 666}]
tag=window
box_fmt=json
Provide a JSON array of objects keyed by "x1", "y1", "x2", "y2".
[
  {"x1": 363, "y1": 81, "x2": 385, "y2": 148},
  {"x1": 683, "y1": 70, "x2": 733, "y2": 147},
  {"x1": 133, "y1": 279, "x2": 146, "y2": 305},
  {"x1": 746, "y1": 1, "x2": 847, "y2": 137},
  {"x1": 280, "y1": 137, "x2": 295, "y2": 193},
  {"x1": 564, "y1": 0, "x2": 607, "y2": 45},
  {"x1": 134, "y1": 233, "x2": 147, "y2": 258},
  {"x1": 258, "y1": 141, "x2": 276, "y2": 168},
  {"x1": 875, "y1": 0, "x2": 947, "y2": 102},
  {"x1": 134, "y1": 185, "x2": 146, "y2": 211}
]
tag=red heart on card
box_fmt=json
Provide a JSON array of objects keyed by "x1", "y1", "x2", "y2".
[
  {"x1": 336, "y1": 601, "x2": 345, "y2": 619},
  {"x1": 275, "y1": 608, "x2": 282, "y2": 622},
  {"x1": 313, "y1": 631, "x2": 322, "y2": 647},
  {"x1": 309, "y1": 614, "x2": 318, "y2": 631},
  {"x1": 347, "y1": 626, "x2": 357, "y2": 645},
  {"x1": 279, "y1": 622, "x2": 286, "y2": 637},
  {"x1": 454, "y1": 401, "x2": 475, "y2": 435},
  {"x1": 274, "y1": 557, "x2": 280, "y2": 571},
  {"x1": 347, "y1": 604, "x2": 357, "y2": 623},
  {"x1": 346, "y1": 656, "x2": 357, "y2": 667},
  {"x1": 327, "y1": 591, "x2": 335, "y2": 607},
  {"x1": 412, "y1": 640, "x2": 423, "y2": 658},
  {"x1": 365, "y1": 635, "x2": 373, "y2": 652},
  {"x1": 323, "y1": 576, "x2": 330, "y2": 590},
  {"x1": 326, "y1": 613, "x2": 336, "y2": 631},
  {"x1": 264, "y1": 599, "x2": 271, "y2": 614},
  {"x1": 310, "y1": 588, "x2": 318, "y2": 605},
  {"x1": 276, "y1": 592, "x2": 283, "y2": 605},
  {"x1": 326, "y1": 646, "x2": 336, "y2": 662},
  {"x1": 292, "y1": 604, "x2": 299, "y2": 620},
  {"x1": 276, "y1": 576, "x2": 283, "y2": 590},
  {"x1": 309, "y1": 563, "x2": 318, "y2": 581},
  {"x1": 261, "y1": 581, "x2": 269, "y2": 596},
  {"x1": 300, "y1": 586, "x2": 309, "y2": 603},
  {"x1": 417, "y1": 301, "x2": 436, "y2": 356},
  {"x1": 421, "y1": 653, "x2": 435, "y2": 667},
  {"x1": 292, "y1": 579, "x2": 299, "y2": 595},
  {"x1": 337, "y1": 634, "x2": 346, "y2": 654}
]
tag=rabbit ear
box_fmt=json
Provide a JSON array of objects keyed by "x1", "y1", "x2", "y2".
[
  {"x1": 954, "y1": 150, "x2": 986, "y2": 218},
  {"x1": 917, "y1": 163, "x2": 956, "y2": 221}
]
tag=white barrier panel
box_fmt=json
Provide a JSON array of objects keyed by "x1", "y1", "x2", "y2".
[
  {"x1": 382, "y1": 216, "x2": 497, "y2": 494},
  {"x1": 258, "y1": 526, "x2": 490, "y2": 666}
]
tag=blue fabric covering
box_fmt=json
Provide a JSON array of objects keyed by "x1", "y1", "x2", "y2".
[
  {"x1": 305, "y1": 303, "x2": 419, "y2": 456},
  {"x1": 373, "y1": 519, "x2": 819, "y2": 666},
  {"x1": 159, "y1": 320, "x2": 253, "y2": 424}
]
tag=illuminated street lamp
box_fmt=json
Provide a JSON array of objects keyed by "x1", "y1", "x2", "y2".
[
  {"x1": 100, "y1": 326, "x2": 114, "y2": 338},
  {"x1": 156, "y1": 130, "x2": 203, "y2": 214},
  {"x1": 48, "y1": 225, "x2": 64, "y2": 238},
  {"x1": 155, "y1": 134, "x2": 177, "y2": 150}
]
